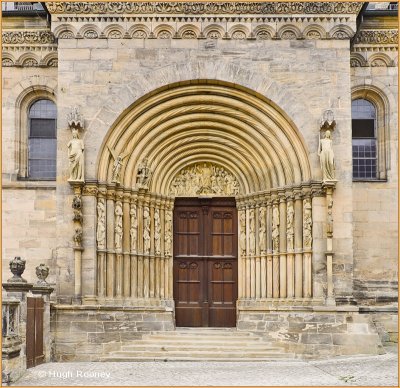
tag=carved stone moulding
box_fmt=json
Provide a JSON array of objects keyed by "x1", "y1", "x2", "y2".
[
  {"x1": 2, "y1": 30, "x2": 56, "y2": 45},
  {"x1": 46, "y1": 2, "x2": 363, "y2": 15},
  {"x1": 169, "y1": 162, "x2": 240, "y2": 197},
  {"x1": 354, "y1": 29, "x2": 398, "y2": 45}
]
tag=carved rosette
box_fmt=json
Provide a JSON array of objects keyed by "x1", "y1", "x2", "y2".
[{"x1": 169, "y1": 162, "x2": 240, "y2": 196}]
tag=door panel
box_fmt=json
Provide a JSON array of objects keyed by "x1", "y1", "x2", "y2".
[
  {"x1": 174, "y1": 198, "x2": 237, "y2": 327},
  {"x1": 26, "y1": 297, "x2": 44, "y2": 369}
]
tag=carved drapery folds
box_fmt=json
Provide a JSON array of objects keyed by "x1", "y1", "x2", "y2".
[
  {"x1": 67, "y1": 107, "x2": 85, "y2": 183},
  {"x1": 94, "y1": 188, "x2": 173, "y2": 301},
  {"x1": 169, "y1": 162, "x2": 240, "y2": 196},
  {"x1": 237, "y1": 183, "x2": 322, "y2": 300}
]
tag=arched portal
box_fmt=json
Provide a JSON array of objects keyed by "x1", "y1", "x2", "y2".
[{"x1": 92, "y1": 81, "x2": 324, "y2": 313}]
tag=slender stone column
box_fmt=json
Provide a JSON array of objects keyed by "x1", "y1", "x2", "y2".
[
  {"x1": 167, "y1": 199, "x2": 174, "y2": 299},
  {"x1": 143, "y1": 194, "x2": 151, "y2": 298},
  {"x1": 294, "y1": 190, "x2": 303, "y2": 298},
  {"x1": 272, "y1": 198, "x2": 280, "y2": 298},
  {"x1": 303, "y1": 195, "x2": 313, "y2": 298},
  {"x1": 279, "y1": 192, "x2": 287, "y2": 298},
  {"x1": 249, "y1": 206, "x2": 256, "y2": 299},
  {"x1": 238, "y1": 203, "x2": 246, "y2": 299},
  {"x1": 137, "y1": 190, "x2": 144, "y2": 298},
  {"x1": 324, "y1": 182, "x2": 337, "y2": 305},
  {"x1": 255, "y1": 198, "x2": 261, "y2": 299},
  {"x1": 149, "y1": 198, "x2": 155, "y2": 298},
  {"x1": 72, "y1": 184, "x2": 83, "y2": 302},
  {"x1": 266, "y1": 200, "x2": 273, "y2": 298},
  {"x1": 160, "y1": 197, "x2": 166, "y2": 299},
  {"x1": 115, "y1": 192, "x2": 124, "y2": 299},
  {"x1": 245, "y1": 205, "x2": 251, "y2": 298},
  {"x1": 122, "y1": 191, "x2": 131, "y2": 297},
  {"x1": 259, "y1": 201, "x2": 267, "y2": 299},
  {"x1": 286, "y1": 194, "x2": 295, "y2": 298},
  {"x1": 96, "y1": 188, "x2": 107, "y2": 298},
  {"x1": 130, "y1": 192, "x2": 138, "y2": 298},
  {"x1": 106, "y1": 188, "x2": 115, "y2": 298}
]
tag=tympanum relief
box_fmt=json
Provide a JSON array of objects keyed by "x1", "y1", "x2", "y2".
[{"x1": 169, "y1": 163, "x2": 240, "y2": 196}]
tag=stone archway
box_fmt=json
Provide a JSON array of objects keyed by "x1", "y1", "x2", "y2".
[{"x1": 88, "y1": 80, "x2": 326, "y2": 309}]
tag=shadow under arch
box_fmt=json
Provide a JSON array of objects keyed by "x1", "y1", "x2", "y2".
[{"x1": 96, "y1": 79, "x2": 312, "y2": 195}]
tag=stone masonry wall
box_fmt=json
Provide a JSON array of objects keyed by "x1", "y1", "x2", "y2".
[
  {"x1": 52, "y1": 306, "x2": 174, "y2": 361},
  {"x1": 351, "y1": 64, "x2": 398, "y2": 305},
  {"x1": 237, "y1": 309, "x2": 384, "y2": 358},
  {"x1": 55, "y1": 36, "x2": 354, "y2": 302}
]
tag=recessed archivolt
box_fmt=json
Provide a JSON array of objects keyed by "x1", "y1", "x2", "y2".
[
  {"x1": 128, "y1": 24, "x2": 150, "y2": 38},
  {"x1": 303, "y1": 24, "x2": 326, "y2": 39},
  {"x1": 368, "y1": 52, "x2": 393, "y2": 67},
  {"x1": 253, "y1": 25, "x2": 275, "y2": 39},
  {"x1": 178, "y1": 24, "x2": 200, "y2": 39},
  {"x1": 53, "y1": 24, "x2": 77, "y2": 39},
  {"x1": 228, "y1": 24, "x2": 250, "y2": 39},
  {"x1": 153, "y1": 24, "x2": 175, "y2": 38},
  {"x1": 278, "y1": 25, "x2": 302, "y2": 39},
  {"x1": 103, "y1": 24, "x2": 126, "y2": 39},
  {"x1": 97, "y1": 81, "x2": 311, "y2": 196},
  {"x1": 328, "y1": 25, "x2": 355, "y2": 39}
]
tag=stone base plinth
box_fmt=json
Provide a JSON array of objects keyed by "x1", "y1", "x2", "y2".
[
  {"x1": 237, "y1": 304, "x2": 386, "y2": 358},
  {"x1": 52, "y1": 304, "x2": 175, "y2": 361}
]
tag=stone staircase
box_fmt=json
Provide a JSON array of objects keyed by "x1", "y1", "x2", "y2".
[{"x1": 101, "y1": 327, "x2": 295, "y2": 361}]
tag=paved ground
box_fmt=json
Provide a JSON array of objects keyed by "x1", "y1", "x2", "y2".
[{"x1": 13, "y1": 347, "x2": 398, "y2": 386}]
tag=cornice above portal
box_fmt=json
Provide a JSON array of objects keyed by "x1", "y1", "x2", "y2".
[{"x1": 46, "y1": 2, "x2": 363, "y2": 16}]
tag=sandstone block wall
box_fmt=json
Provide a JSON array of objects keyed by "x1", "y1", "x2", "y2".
[
  {"x1": 52, "y1": 307, "x2": 174, "y2": 361},
  {"x1": 237, "y1": 309, "x2": 384, "y2": 358}
]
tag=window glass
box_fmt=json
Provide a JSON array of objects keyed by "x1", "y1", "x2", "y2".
[
  {"x1": 28, "y1": 99, "x2": 57, "y2": 180},
  {"x1": 352, "y1": 99, "x2": 377, "y2": 180}
]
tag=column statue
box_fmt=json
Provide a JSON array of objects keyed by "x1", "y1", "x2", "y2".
[
  {"x1": 318, "y1": 130, "x2": 335, "y2": 181},
  {"x1": 67, "y1": 128, "x2": 85, "y2": 182}
]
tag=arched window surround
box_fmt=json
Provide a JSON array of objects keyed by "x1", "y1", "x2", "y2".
[
  {"x1": 15, "y1": 87, "x2": 56, "y2": 179},
  {"x1": 351, "y1": 86, "x2": 390, "y2": 181}
]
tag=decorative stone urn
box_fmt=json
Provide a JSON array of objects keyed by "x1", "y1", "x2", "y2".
[
  {"x1": 35, "y1": 263, "x2": 49, "y2": 285},
  {"x1": 7, "y1": 257, "x2": 27, "y2": 283}
]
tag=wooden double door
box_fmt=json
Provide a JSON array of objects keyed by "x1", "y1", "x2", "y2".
[{"x1": 173, "y1": 198, "x2": 238, "y2": 327}]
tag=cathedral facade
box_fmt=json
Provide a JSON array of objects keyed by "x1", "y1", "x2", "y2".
[{"x1": 2, "y1": 1, "x2": 398, "y2": 373}]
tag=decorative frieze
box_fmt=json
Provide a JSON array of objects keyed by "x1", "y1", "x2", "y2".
[
  {"x1": 354, "y1": 29, "x2": 398, "y2": 45},
  {"x1": 2, "y1": 30, "x2": 55, "y2": 44},
  {"x1": 47, "y1": 2, "x2": 362, "y2": 15}
]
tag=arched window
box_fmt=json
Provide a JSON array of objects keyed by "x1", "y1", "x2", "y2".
[
  {"x1": 352, "y1": 99, "x2": 377, "y2": 180},
  {"x1": 28, "y1": 99, "x2": 57, "y2": 180}
]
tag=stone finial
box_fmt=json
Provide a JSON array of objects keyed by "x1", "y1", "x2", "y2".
[
  {"x1": 67, "y1": 106, "x2": 84, "y2": 130},
  {"x1": 8, "y1": 257, "x2": 27, "y2": 283},
  {"x1": 35, "y1": 263, "x2": 49, "y2": 285}
]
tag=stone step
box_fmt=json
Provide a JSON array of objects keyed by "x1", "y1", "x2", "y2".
[
  {"x1": 101, "y1": 356, "x2": 295, "y2": 362},
  {"x1": 105, "y1": 351, "x2": 293, "y2": 359},
  {"x1": 141, "y1": 335, "x2": 265, "y2": 342},
  {"x1": 144, "y1": 331, "x2": 257, "y2": 337},
  {"x1": 121, "y1": 344, "x2": 282, "y2": 352}
]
